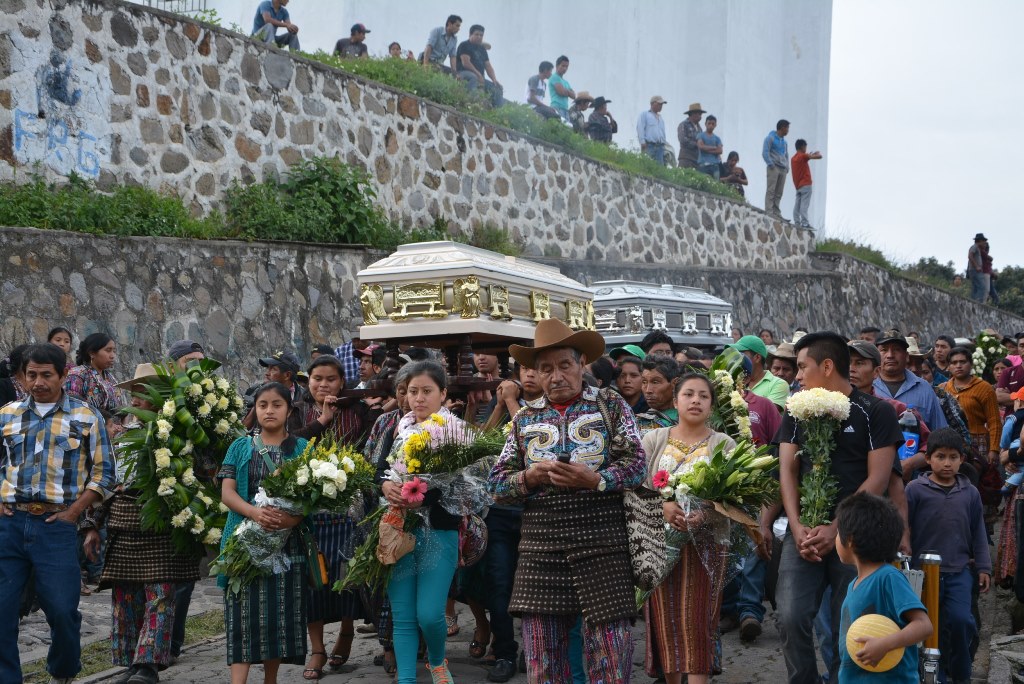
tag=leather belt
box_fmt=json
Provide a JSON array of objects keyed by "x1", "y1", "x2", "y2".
[{"x1": 11, "y1": 502, "x2": 69, "y2": 515}]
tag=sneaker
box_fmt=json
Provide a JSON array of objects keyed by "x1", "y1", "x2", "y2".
[
  {"x1": 112, "y1": 666, "x2": 140, "y2": 684},
  {"x1": 127, "y1": 665, "x2": 159, "y2": 684},
  {"x1": 426, "y1": 659, "x2": 454, "y2": 684},
  {"x1": 739, "y1": 616, "x2": 762, "y2": 642},
  {"x1": 356, "y1": 622, "x2": 378, "y2": 634},
  {"x1": 488, "y1": 659, "x2": 516, "y2": 683}
]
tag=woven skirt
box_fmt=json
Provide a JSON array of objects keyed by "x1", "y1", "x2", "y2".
[
  {"x1": 100, "y1": 495, "x2": 201, "y2": 588},
  {"x1": 224, "y1": 533, "x2": 308, "y2": 665},
  {"x1": 510, "y1": 491, "x2": 635, "y2": 624},
  {"x1": 307, "y1": 512, "x2": 364, "y2": 624}
]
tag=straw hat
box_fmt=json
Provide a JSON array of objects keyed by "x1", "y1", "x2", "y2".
[
  {"x1": 686, "y1": 102, "x2": 707, "y2": 114},
  {"x1": 509, "y1": 319, "x2": 605, "y2": 370},
  {"x1": 574, "y1": 91, "x2": 594, "y2": 104},
  {"x1": 116, "y1": 362, "x2": 158, "y2": 390}
]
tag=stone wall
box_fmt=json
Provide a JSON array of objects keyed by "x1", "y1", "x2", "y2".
[
  {"x1": 0, "y1": 227, "x2": 374, "y2": 388},
  {"x1": 0, "y1": 0, "x2": 814, "y2": 270},
  {"x1": 548, "y1": 253, "x2": 1024, "y2": 341}
]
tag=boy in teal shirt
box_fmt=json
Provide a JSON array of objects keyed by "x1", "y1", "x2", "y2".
[{"x1": 835, "y1": 493, "x2": 932, "y2": 683}]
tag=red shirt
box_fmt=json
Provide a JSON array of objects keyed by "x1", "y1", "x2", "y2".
[
  {"x1": 745, "y1": 391, "x2": 783, "y2": 446},
  {"x1": 791, "y1": 152, "x2": 812, "y2": 189}
]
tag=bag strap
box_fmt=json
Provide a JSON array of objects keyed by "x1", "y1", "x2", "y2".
[
  {"x1": 594, "y1": 388, "x2": 615, "y2": 437},
  {"x1": 252, "y1": 434, "x2": 278, "y2": 472}
]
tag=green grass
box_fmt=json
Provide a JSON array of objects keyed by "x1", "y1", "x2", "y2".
[
  {"x1": 816, "y1": 237, "x2": 897, "y2": 271},
  {"x1": 20, "y1": 610, "x2": 225, "y2": 682}
]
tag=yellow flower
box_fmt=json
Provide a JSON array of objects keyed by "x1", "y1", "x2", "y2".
[
  {"x1": 429, "y1": 413, "x2": 446, "y2": 426},
  {"x1": 406, "y1": 458, "x2": 421, "y2": 473}
]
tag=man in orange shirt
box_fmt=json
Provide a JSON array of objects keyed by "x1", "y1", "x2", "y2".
[{"x1": 791, "y1": 139, "x2": 822, "y2": 228}]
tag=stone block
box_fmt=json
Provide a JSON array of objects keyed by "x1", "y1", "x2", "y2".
[
  {"x1": 199, "y1": 92, "x2": 217, "y2": 120},
  {"x1": 323, "y1": 77, "x2": 342, "y2": 102},
  {"x1": 363, "y1": 92, "x2": 385, "y2": 116},
  {"x1": 127, "y1": 51, "x2": 147, "y2": 76},
  {"x1": 128, "y1": 146, "x2": 148, "y2": 165},
  {"x1": 0, "y1": 90, "x2": 10, "y2": 110},
  {"x1": 85, "y1": 39, "x2": 102, "y2": 63},
  {"x1": 279, "y1": 147, "x2": 302, "y2": 166},
  {"x1": 241, "y1": 52, "x2": 261, "y2": 85},
  {"x1": 201, "y1": 64, "x2": 220, "y2": 89},
  {"x1": 302, "y1": 97, "x2": 326, "y2": 117},
  {"x1": 160, "y1": 150, "x2": 189, "y2": 174},
  {"x1": 157, "y1": 94, "x2": 173, "y2": 115},
  {"x1": 397, "y1": 96, "x2": 420, "y2": 119},
  {"x1": 264, "y1": 52, "x2": 294, "y2": 90},
  {"x1": 234, "y1": 133, "x2": 262, "y2": 162},
  {"x1": 47, "y1": 14, "x2": 73, "y2": 51},
  {"x1": 109, "y1": 60, "x2": 131, "y2": 95},
  {"x1": 197, "y1": 31, "x2": 211, "y2": 57},
  {"x1": 110, "y1": 11, "x2": 138, "y2": 47},
  {"x1": 289, "y1": 120, "x2": 315, "y2": 145},
  {"x1": 136, "y1": 83, "x2": 150, "y2": 107},
  {"x1": 139, "y1": 118, "x2": 164, "y2": 144},
  {"x1": 278, "y1": 94, "x2": 298, "y2": 114},
  {"x1": 190, "y1": 124, "x2": 226, "y2": 162},
  {"x1": 165, "y1": 28, "x2": 187, "y2": 59},
  {"x1": 183, "y1": 22, "x2": 201, "y2": 43},
  {"x1": 142, "y1": 26, "x2": 159, "y2": 44}
]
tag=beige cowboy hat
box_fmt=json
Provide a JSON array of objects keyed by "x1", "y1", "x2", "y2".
[
  {"x1": 685, "y1": 102, "x2": 707, "y2": 114},
  {"x1": 116, "y1": 363, "x2": 159, "y2": 390},
  {"x1": 906, "y1": 337, "x2": 926, "y2": 358},
  {"x1": 768, "y1": 341, "x2": 797, "y2": 361},
  {"x1": 574, "y1": 91, "x2": 594, "y2": 104},
  {"x1": 509, "y1": 319, "x2": 606, "y2": 370}
]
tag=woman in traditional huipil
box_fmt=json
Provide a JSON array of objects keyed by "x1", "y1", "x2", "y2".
[
  {"x1": 64, "y1": 332, "x2": 121, "y2": 412},
  {"x1": 218, "y1": 383, "x2": 310, "y2": 683},
  {"x1": 643, "y1": 373, "x2": 736, "y2": 684},
  {"x1": 295, "y1": 356, "x2": 370, "y2": 679}
]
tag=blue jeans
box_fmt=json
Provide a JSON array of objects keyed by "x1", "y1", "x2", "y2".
[
  {"x1": 699, "y1": 162, "x2": 721, "y2": 179},
  {"x1": 483, "y1": 508, "x2": 521, "y2": 662},
  {"x1": 252, "y1": 23, "x2": 300, "y2": 51},
  {"x1": 644, "y1": 142, "x2": 666, "y2": 166},
  {"x1": 939, "y1": 568, "x2": 977, "y2": 681},
  {"x1": 968, "y1": 269, "x2": 989, "y2": 303},
  {"x1": 814, "y1": 586, "x2": 833, "y2": 677},
  {"x1": 776, "y1": 534, "x2": 856, "y2": 684},
  {"x1": 721, "y1": 549, "x2": 767, "y2": 622},
  {"x1": 456, "y1": 71, "x2": 504, "y2": 107},
  {"x1": 170, "y1": 581, "x2": 195, "y2": 656},
  {"x1": 388, "y1": 527, "x2": 458, "y2": 684},
  {"x1": 0, "y1": 510, "x2": 83, "y2": 681}
]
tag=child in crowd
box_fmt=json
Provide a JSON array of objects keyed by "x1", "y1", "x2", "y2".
[
  {"x1": 836, "y1": 493, "x2": 932, "y2": 683},
  {"x1": 1000, "y1": 389, "x2": 1024, "y2": 492},
  {"x1": 906, "y1": 428, "x2": 991, "y2": 684}
]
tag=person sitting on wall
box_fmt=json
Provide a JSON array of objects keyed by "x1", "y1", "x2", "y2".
[
  {"x1": 251, "y1": 0, "x2": 299, "y2": 51},
  {"x1": 456, "y1": 25, "x2": 503, "y2": 108},
  {"x1": 335, "y1": 23, "x2": 370, "y2": 59}
]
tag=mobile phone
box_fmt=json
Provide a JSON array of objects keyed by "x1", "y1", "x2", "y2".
[{"x1": 557, "y1": 454, "x2": 572, "y2": 464}]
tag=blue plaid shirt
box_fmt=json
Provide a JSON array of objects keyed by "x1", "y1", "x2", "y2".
[
  {"x1": 0, "y1": 392, "x2": 115, "y2": 504},
  {"x1": 333, "y1": 342, "x2": 361, "y2": 388}
]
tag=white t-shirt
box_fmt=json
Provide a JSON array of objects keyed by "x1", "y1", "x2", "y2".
[
  {"x1": 34, "y1": 402, "x2": 56, "y2": 416},
  {"x1": 525, "y1": 75, "x2": 546, "y2": 104}
]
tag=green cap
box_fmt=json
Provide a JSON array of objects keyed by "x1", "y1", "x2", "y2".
[
  {"x1": 609, "y1": 344, "x2": 646, "y2": 361},
  {"x1": 729, "y1": 335, "x2": 768, "y2": 361}
]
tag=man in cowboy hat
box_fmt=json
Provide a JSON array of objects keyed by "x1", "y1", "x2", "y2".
[
  {"x1": 968, "y1": 232, "x2": 990, "y2": 302},
  {"x1": 566, "y1": 91, "x2": 594, "y2": 135},
  {"x1": 586, "y1": 96, "x2": 617, "y2": 143},
  {"x1": 488, "y1": 319, "x2": 646, "y2": 683},
  {"x1": 677, "y1": 102, "x2": 706, "y2": 168},
  {"x1": 637, "y1": 95, "x2": 668, "y2": 165},
  {"x1": 769, "y1": 341, "x2": 799, "y2": 391}
]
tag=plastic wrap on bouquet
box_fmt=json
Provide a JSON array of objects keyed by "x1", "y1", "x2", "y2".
[
  {"x1": 233, "y1": 488, "x2": 305, "y2": 574},
  {"x1": 412, "y1": 456, "x2": 496, "y2": 521},
  {"x1": 675, "y1": 494, "x2": 758, "y2": 599}
]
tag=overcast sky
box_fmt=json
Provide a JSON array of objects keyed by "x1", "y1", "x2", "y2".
[{"x1": 827, "y1": 0, "x2": 1023, "y2": 271}]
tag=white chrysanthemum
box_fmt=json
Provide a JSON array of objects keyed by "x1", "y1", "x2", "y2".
[
  {"x1": 201, "y1": 378, "x2": 215, "y2": 391},
  {"x1": 203, "y1": 528, "x2": 222, "y2": 545},
  {"x1": 180, "y1": 440, "x2": 193, "y2": 456},
  {"x1": 171, "y1": 509, "x2": 192, "y2": 528},
  {"x1": 157, "y1": 476, "x2": 177, "y2": 497},
  {"x1": 198, "y1": 492, "x2": 214, "y2": 506},
  {"x1": 204, "y1": 392, "x2": 218, "y2": 406},
  {"x1": 154, "y1": 448, "x2": 172, "y2": 469},
  {"x1": 188, "y1": 383, "x2": 203, "y2": 397},
  {"x1": 219, "y1": 502, "x2": 228, "y2": 513},
  {"x1": 658, "y1": 454, "x2": 676, "y2": 472},
  {"x1": 660, "y1": 486, "x2": 674, "y2": 498},
  {"x1": 322, "y1": 482, "x2": 338, "y2": 498},
  {"x1": 162, "y1": 400, "x2": 176, "y2": 418},
  {"x1": 233, "y1": 396, "x2": 244, "y2": 409},
  {"x1": 228, "y1": 412, "x2": 238, "y2": 424},
  {"x1": 216, "y1": 378, "x2": 230, "y2": 392},
  {"x1": 197, "y1": 404, "x2": 211, "y2": 418},
  {"x1": 191, "y1": 517, "x2": 206, "y2": 534},
  {"x1": 181, "y1": 468, "x2": 196, "y2": 486},
  {"x1": 216, "y1": 396, "x2": 230, "y2": 411},
  {"x1": 341, "y1": 456, "x2": 355, "y2": 473},
  {"x1": 729, "y1": 391, "x2": 746, "y2": 410},
  {"x1": 736, "y1": 415, "x2": 753, "y2": 440},
  {"x1": 674, "y1": 482, "x2": 691, "y2": 498},
  {"x1": 156, "y1": 419, "x2": 172, "y2": 432},
  {"x1": 215, "y1": 419, "x2": 230, "y2": 435},
  {"x1": 786, "y1": 387, "x2": 851, "y2": 421}
]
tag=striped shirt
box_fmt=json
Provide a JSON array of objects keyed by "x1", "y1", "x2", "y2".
[{"x1": 0, "y1": 393, "x2": 115, "y2": 504}]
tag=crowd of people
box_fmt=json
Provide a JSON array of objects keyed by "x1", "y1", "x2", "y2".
[
  {"x1": 2, "y1": 310, "x2": 1020, "y2": 684},
  {"x1": 249, "y1": 1, "x2": 823, "y2": 227}
]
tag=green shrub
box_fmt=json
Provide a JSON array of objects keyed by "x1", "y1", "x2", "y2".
[
  {"x1": 815, "y1": 238, "x2": 895, "y2": 271},
  {"x1": 465, "y1": 223, "x2": 522, "y2": 256}
]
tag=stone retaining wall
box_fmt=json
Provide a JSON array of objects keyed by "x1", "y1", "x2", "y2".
[{"x1": 0, "y1": 0, "x2": 813, "y2": 269}]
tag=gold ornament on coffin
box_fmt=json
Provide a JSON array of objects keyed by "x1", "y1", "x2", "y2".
[
  {"x1": 359, "y1": 284, "x2": 386, "y2": 325},
  {"x1": 585, "y1": 300, "x2": 595, "y2": 331},
  {"x1": 565, "y1": 299, "x2": 587, "y2": 331},
  {"x1": 530, "y1": 291, "x2": 551, "y2": 322},
  {"x1": 391, "y1": 282, "x2": 448, "y2": 321},
  {"x1": 453, "y1": 276, "x2": 482, "y2": 319},
  {"x1": 489, "y1": 284, "x2": 512, "y2": 320}
]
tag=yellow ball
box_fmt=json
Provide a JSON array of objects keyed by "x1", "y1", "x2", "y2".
[{"x1": 846, "y1": 613, "x2": 905, "y2": 672}]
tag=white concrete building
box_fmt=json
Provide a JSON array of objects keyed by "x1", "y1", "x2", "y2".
[{"x1": 207, "y1": 0, "x2": 832, "y2": 228}]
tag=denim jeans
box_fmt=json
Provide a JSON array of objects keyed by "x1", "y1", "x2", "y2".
[
  {"x1": 0, "y1": 510, "x2": 83, "y2": 681},
  {"x1": 170, "y1": 581, "x2": 195, "y2": 656},
  {"x1": 644, "y1": 142, "x2": 666, "y2": 166},
  {"x1": 699, "y1": 162, "x2": 721, "y2": 180},
  {"x1": 776, "y1": 534, "x2": 856, "y2": 684},
  {"x1": 721, "y1": 549, "x2": 767, "y2": 622},
  {"x1": 793, "y1": 185, "x2": 813, "y2": 227},
  {"x1": 814, "y1": 585, "x2": 833, "y2": 676},
  {"x1": 968, "y1": 269, "x2": 989, "y2": 303},
  {"x1": 483, "y1": 508, "x2": 521, "y2": 662},
  {"x1": 456, "y1": 71, "x2": 503, "y2": 107},
  {"x1": 252, "y1": 23, "x2": 300, "y2": 51},
  {"x1": 938, "y1": 568, "x2": 977, "y2": 681}
]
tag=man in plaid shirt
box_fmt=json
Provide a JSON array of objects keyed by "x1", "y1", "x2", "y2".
[{"x1": 0, "y1": 343, "x2": 115, "y2": 683}]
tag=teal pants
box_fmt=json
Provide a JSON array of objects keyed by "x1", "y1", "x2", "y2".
[{"x1": 388, "y1": 527, "x2": 458, "y2": 684}]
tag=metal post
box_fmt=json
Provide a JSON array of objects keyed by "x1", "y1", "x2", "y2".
[{"x1": 920, "y1": 552, "x2": 941, "y2": 683}]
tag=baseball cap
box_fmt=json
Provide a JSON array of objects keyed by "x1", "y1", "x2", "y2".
[
  {"x1": 168, "y1": 339, "x2": 204, "y2": 361},
  {"x1": 609, "y1": 344, "x2": 646, "y2": 361},
  {"x1": 848, "y1": 340, "x2": 882, "y2": 366},
  {"x1": 354, "y1": 344, "x2": 381, "y2": 358},
  {"x1": 351, "y1": 23, "x2": 371, "y2": 34},
  {"x1": 259, "y1": 351, "x2": 301, "y2": 373},
  {"x1": 650, "y1": 95, "x2": 667, "y2": 105},
  {"x1": 312, "y1": 344, "x2": 335, "y2": 356},
  {"x1": 729, "y1": 335, "x2": 768, "y2": 361},
  {"x1": 875, "y1": 328, "x2": 910, "y2": 348}
]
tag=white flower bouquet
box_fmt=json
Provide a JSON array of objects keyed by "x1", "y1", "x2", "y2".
[{"x1": 785, "y1": 388, "x2": 851, "y2": 527}]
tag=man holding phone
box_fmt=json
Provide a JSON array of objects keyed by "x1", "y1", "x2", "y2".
[{"x1": 488, "y1": 319, "x2": 647, "y2": 683}]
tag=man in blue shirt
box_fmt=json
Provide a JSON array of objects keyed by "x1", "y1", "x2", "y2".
[
  {"x1": 873, "y1": 329, "x2": 949, "y2": 431},
  {"x1": 548, "y1": 55, "x2": 576, "y2": 119},
  {"x1": 697, "y1": 114, "x2": 723, "y2": 179},
  {"x1": 762, "y1": 119, "x2": 789, "y2": 217},
  {"x1": 636, "y1": 96, "x2": 668, "y2": 165},
  {"x1": 423, "y1": 14, "x2": 461, "y2": 74},
  {"x1": 252, "y1": 0, "x2": 299, "y2": 51}
]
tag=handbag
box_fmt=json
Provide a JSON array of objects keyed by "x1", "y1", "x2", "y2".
[
  {"x1": 253, "y1": 435, "x2": 328, "y2": 588},
  {"x1": 594, "y1": 389, "x2": 668, "y2": 593},
  {"x1": 458, "y1": 513, "x2": 488, "y2": 567},
  {"x1": 376, "y1": 506, "x2": 416, "y2": 565}
]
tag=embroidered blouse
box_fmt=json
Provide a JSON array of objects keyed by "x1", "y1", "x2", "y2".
[{"x1": 64, "y1": 365, "x2": 121, "y2": 413}]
